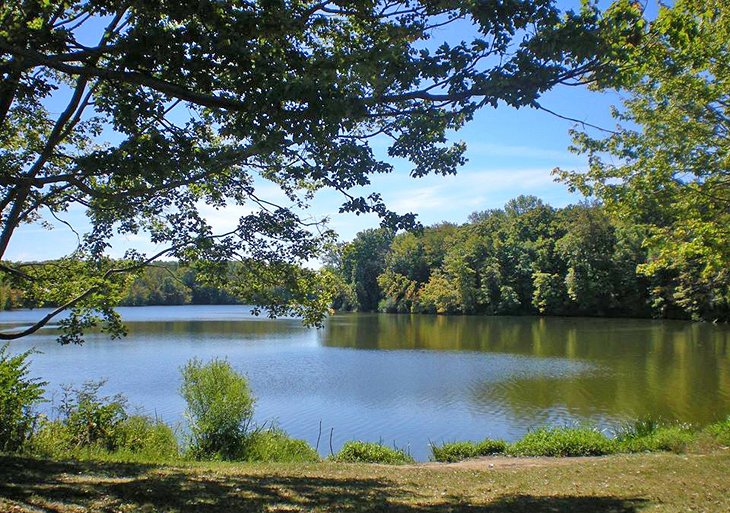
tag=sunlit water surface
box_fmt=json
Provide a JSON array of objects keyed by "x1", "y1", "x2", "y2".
[{"x1": 2, "y1": 306, "x2": 729, "y2": 460}]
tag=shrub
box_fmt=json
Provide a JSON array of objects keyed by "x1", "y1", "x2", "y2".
[
  {"x1": 0, "y1": 344, "x2": 46, "y2": 453},
  {"x1": 29, "y1": 419, "x2": 74, "y2": 459},
  {"x1": 333, "y1": 441, "x2": 414, "y2": 464},
  {"x1": 58, "y1": 380, "x2": 128, "y2": 450},
  {"x1": 241, "y1": 427, "x2": 319, "y2": 463},
  {"x1": 113, "y1": 415, "x2": 179, "y2": 460},
  {"x1": 31, "y1": 382, "x2": 179, "y2": 461},
  {"x1": 431, "y1": 438, "x2": 507, "y2": 462},
  {"x1": 180, "y1": 358, "x2": 254, "y2": 460},
  {"x1": 507, "y1": 427, "x2": 614, "y2": 457}
]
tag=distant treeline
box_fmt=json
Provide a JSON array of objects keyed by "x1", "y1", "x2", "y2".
[
  {"x1": 327, "y1": 196, "x2": 728, "y2": 322},
  {"x1": 2, "y1": 196, "x2": 726, "y2": 321},
  {"x1": 0, "y1": 262, "x2": 240, "y2": 310}
]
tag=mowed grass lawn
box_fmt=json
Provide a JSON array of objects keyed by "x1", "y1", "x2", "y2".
[{"x1": 0, "y1": 451, "x2": 728, "y2": 513}]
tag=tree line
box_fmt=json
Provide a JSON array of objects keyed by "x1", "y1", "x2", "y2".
[
  {"x1": 3, "y1": 193, "x2": 725, "y2": 322},
  {"x1": 328, "y1": 196, "x2": 728, "y2": 322},
  {"x1": 0, "y1": 262, "x2": 239, "y2": 310}
]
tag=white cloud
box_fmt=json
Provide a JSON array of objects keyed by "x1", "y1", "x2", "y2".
[
  {"x1": 466, "y1": 142, "x2": 582, "y2": 163},
  {"x1": 389, "y1": 185, "x2": 449, "y2": 212}
]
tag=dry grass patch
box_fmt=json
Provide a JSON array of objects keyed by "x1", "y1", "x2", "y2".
[{"x1": 0, "y1": 451, "x2": 728, "y2": 512}]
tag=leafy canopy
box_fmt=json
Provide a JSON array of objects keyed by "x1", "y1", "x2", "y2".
[
  {"x1": 0, "y1": 0, "x2": 639, "y2": 340},
  {"x1": 556, "y1": 0, "x2": 730, "y2": 320}
]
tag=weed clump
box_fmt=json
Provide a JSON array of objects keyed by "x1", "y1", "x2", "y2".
[
  {"x1": 431, "y1": 438, "x2": 507, "y2": 462},
  {"x1": 614, "y1": 419, "x2": 695, "y2": 454},
  {"x1": 507, "y1": 427, "x2": 614, "y2": 457},
  {"x1": 333, "y1": 441, "x2": 414, "y2": 464},
  {"x1": 702, "y1": 417, "x2": 730, "y2": 447},
  {"x1": 242, "y1": 427, "x2": 319, "y2": 463}
]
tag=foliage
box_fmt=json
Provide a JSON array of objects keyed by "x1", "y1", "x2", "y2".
[
  {"x1": 507, "y1": 426, "x2": 615, "y2": 457},
  {"x1": 0, "y1": 343, "x2": 46, "y2": 452},
  {"x1": 112, "y1": 415, "x2": 179, "y2": 461},
  {"x1": 614, "y1": 419, "x2": 696, "y2": 454},
  {"x1": 430, "y1": 438, "x2": 507, "y2": 462},
  {"x1": 30, "y1": 380, "x2": 178, "y2": 461},
  {"x1": 331, "y1": 198, "x2": 661, "y2": 318},
  {"x1": 332, "y1": 441, "x2": 414, "y2": 465},
  {"x1": 180, "y1": 358, "x2": 254, "y2": 460},
  {"x1": 338, "y1": 229, "x2": 394, "y2": 312},
  {"x1": 419, "y1": 271, "x2": 463, "y2": 314},
  {"x1": 0, "y1": 0, "x2": 624, "y2": 341},
  {"x1": 702, "y1": 417, "x2": 730, "y2": 447},
  {"x1": 56, "y1": 380, "x2": 128, "y2": 451},
  {"x1": 122, "y1": 263, "x2": 192, "y2": 306},
  {"x1": 241, "y1": 427, "x2": 319, "y2": 463},
  {"x1": 556, "y1": 0, "x2": 730, "y2": 322},
  {"x1": 28, "y1": 419, "x2": 74, "y2": 459},
  {"x1": 32, "y1": 414, "x2": 179, "y2": 462}
]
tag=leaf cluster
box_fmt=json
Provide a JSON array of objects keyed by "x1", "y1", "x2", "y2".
[{"x1": 0, "y1": 0, "x2": 625, "y2": 340}]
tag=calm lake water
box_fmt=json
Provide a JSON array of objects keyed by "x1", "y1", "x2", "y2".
[{"x1": 2, "y1": 305, "x2": 729, "y2": 460}]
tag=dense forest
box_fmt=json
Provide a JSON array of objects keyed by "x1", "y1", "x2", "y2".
[{"x1": 327, "y1": 196, "x2": 728, "y2": 322}]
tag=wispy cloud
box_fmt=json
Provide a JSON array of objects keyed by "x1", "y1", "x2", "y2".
[
  {"x1": 466, "y1": 142, "x2": 581, "y2": 163},
  {"x1": 389, "y1": 185, "x2": 450, "y2": 212}
]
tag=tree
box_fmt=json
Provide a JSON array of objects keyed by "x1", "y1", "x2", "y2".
[
  {"x1": 556, "y1": 0, "x2": 730, "y2": 321},
  {"x1": 555, "y1": 204, "x2": 617, "y2": 314},
  {"x1": 339, "y1": 228, "x2": 393, "y2": 311},
  {"x1": 0, "y1": 0, "x2": 637, "y2": 340}
]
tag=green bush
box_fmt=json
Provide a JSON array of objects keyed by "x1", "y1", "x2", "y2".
[
  {"x1": 113, "y1": 415, "x2": 179, "y2": 460},
  {"x1": 31, "y1": 382, "x2": 179, "y2": 461},
  {"x1": 180, "y1": 358, "x2": 255, "y2": 460},
  {"x1": 508, "y1": 427, "x2": 614, "y2": 457},
  {"x1": 58, "y1": 380, "x2": 128, "y2": 451},
  {"x1": 241, "y1": 427, "x2": 319, "y2": 463},
  {"x1": 0, "y1": 344, "x2": 46, "y2": 453},
  {"x1": 431, "y1": 438, "x2": 507, "y2": 462},
  {"x1": 29, "y1": 419, "x2": 74, "y2": 459},
  {"x1": 333, "y1": 441, "x2": 414, "y2": 464},
  {"x1": 615, "y1": 419, "x2": 695, "y2": 454}
]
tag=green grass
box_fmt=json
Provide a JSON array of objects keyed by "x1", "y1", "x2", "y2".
[
  {"x1": 430, "y1": 419, "x2": 730, "y2": 463},
  {"x1": 431, "y1": 438, "x2": 507, "y2": 462},
  {"x1": 332, "y1": 441, "x2": 415, "y2": 464},
  {"x1": 507, "y1": 427, "x2": 615, "y2": 457}
]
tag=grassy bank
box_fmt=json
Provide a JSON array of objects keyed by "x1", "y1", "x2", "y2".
[{"x1": 1, "y1": 451, "x2": 728, "y2": 512}]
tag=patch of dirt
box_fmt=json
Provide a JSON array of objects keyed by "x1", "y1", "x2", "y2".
[{"x1": 410, "y1": 455, "x2": 610, "y2": 470}]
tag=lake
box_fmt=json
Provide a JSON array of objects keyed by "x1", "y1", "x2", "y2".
[{"x1": 2, "y1": 305, "x2": 729, "y2": 461}]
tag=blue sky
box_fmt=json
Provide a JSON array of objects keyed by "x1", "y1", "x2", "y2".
[{"x1": 5, "y1": 3, "x2": 626, "y2": 262}]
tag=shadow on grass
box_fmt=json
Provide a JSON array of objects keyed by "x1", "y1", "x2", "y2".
[{"x1": 0, "y1": 455, "x2": 648, "y2": 512}]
